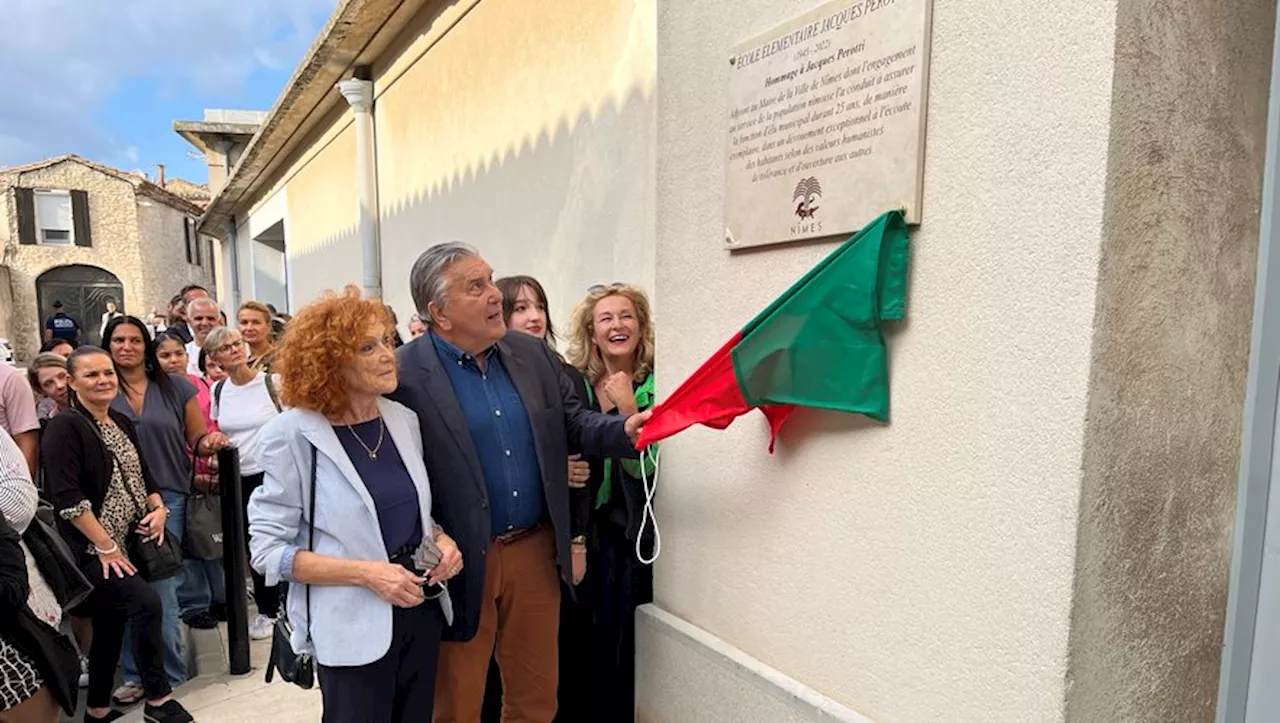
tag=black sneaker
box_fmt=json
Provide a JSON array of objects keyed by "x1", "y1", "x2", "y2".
[
  {"x1": 182, "y1": 611, "x2": 217, "y2": 629},
  {"x1": 143, "y1": 700, "x2": 194, "y2": 723},
  {"x1": 84, "y1": 710, "x2": 125, "y2": 722}
]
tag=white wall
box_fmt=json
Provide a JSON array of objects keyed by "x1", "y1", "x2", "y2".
[
  {"x1": 645, "y1": 1, "x2": 1117, "y2": 721},
  {"x1": 240, "y1": 186, "x2": 290, "y2": 311}
]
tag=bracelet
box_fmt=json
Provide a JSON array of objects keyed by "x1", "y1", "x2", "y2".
[{"x1": 93, "y1": 542, "x2": 119, "y2": 556}]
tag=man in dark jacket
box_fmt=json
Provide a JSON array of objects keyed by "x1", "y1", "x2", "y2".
[{"x1": 391, "y1": 242, "x2": 650, "y2": 723}]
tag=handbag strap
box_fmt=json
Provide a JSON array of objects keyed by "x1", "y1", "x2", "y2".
[{"x1": 304, "y1": 444, "x2": 317, "y2": 645}]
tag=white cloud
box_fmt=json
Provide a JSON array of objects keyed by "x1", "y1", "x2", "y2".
[{"x1": 0, "y1": 0, "x2": 336, "y2": 167}]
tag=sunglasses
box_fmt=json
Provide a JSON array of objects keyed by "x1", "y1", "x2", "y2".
[{"x1": 587, "y1": 282, "x2": 626, "y2": 294}]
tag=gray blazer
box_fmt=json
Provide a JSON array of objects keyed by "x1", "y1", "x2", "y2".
[{"x1": 247, "y1": 397, "x2": 453, "y2": 667}]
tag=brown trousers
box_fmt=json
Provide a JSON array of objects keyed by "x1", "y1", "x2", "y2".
[{"x1": 434, "y1": 526, "x2": 562, "y2": 723}]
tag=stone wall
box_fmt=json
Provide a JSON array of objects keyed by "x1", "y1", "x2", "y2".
[
  {"x1": 0, "y1": 159, "x2": 213, "y2": 360},
  {"x1": 135, "y1": 195, "x2": 216, "y2": 318},
  {"x1": 1064, "y1": 0, "x2": 1276, "y2": 720}
]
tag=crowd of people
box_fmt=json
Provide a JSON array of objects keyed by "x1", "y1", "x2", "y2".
[{"x1": 0, "y1": 241, "x2": 659, "y2": 722}]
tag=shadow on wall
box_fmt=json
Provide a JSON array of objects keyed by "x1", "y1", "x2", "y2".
[{"x1": 289, "y1": 84, "x2": 657, "y2": 333}]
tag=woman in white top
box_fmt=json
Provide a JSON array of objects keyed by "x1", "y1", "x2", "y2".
[{"x1": 203, "y1": 326, "x2": 283, "y2": 640}]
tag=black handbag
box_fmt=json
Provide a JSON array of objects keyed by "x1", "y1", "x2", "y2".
[
  {"x1": 22, "y1": 499, "x2": 93, "y2": 610},
  {"x1": 10, "y1": 606, "x2": 81, "y2": 716},
  {"x1": 80, "y1": 408, "x2": 185, "y2": 582},
  {"x1": 265, "y1": 445, "x2": 316, "y2": 689},
  {"x1": 127, "y1": 528, "x2": 183, "y2": 582},
  {"x1": 184, "y1": 492, "x2": 223, "y2": 560},
  {"x1": 184, "y1": 454, "x2": 223, "y2": 560}
]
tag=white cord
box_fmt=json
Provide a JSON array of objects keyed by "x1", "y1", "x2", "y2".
[{"x1": 636, "y1": 446, "x2": 661, "y2": 565}]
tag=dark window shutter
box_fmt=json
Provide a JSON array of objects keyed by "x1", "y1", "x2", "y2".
[
  {"x1": 184, "y1": 219, "x2": 193, "y2": 264},
  {"x1": 14, "y1": 188, "x2": 36, "y2": 245},
  {"x1": 70, "y1": 190, "x2": 91, "y2": 247},
  {"x1": 194, "y1": 223, "x2": 202, "y2": 266}
]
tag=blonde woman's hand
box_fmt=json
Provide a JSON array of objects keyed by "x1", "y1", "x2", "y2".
[{"x1": 602, "y1": 372, "x2": 639, "y2": 416}]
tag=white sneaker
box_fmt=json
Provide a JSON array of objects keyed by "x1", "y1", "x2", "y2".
[
  {"x1": 249, "y1": 613, "x2": 274, "y2": 641},
  {"x1": 77, "y1": 656, "x2": 88, "y2": 688}
]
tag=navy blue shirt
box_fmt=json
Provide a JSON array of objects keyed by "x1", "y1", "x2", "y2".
[
  {"x1": 45, "y1": 313, "x2": 79, "y2": 341},
  {"x1": 431, "y1": 331, "x2": 545, "y2": 536},
  {"x1": 335, "y1": 419, "x2": 423, "y2": 555}
]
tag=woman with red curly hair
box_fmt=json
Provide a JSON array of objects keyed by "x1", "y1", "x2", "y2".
[{"x1": 247, "y1": 287, "x2": 463, "y2": 722}]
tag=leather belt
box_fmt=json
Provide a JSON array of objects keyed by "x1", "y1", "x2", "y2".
[{"x1": 494, "y1": 522, "x2": 543, "y2": 545}]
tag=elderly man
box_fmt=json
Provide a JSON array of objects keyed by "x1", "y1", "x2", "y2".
[
  {"x1": 185, "y1": 297, "x2": 222, "y2": 376},
  {"x1": 167, "y1": 284, "x2": 210, "y2": 344},
  {"x1": 391, "y1": 242, "x2": 650, "y2": 722}
]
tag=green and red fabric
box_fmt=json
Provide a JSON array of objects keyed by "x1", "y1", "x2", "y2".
[{"x1": 636, "y1": 209, "x2": 910, "y2": 452}]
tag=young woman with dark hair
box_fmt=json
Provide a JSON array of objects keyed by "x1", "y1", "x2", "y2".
[
  {"x1": 494, "y1": 275, "x2": 594, "y2": 723},
  {"x1": 100, "y1": 317, "x2": 230, "y2": 704},
  {"x1": 154, "y1": 331, "x2": 226, "y2": 630}
]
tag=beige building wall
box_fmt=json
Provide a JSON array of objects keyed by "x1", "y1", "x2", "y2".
[
  {"x1": 645, "y1": 0, "x2": 1113, "y2": 721},
  {"x1": 250, "y1": 0, "x2": 656, "y2": 335},
  {"x1": 644, "y1": 1, "x2": 1270, "y2": 721},
  {"x1": 371, "y1": 0, "x2": 656, "y2": 333},
  {"x1": 273, "y1": 114, "x2": 360, "y2": 307}
]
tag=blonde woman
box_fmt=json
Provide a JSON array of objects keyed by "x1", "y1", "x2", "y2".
[
  {"x1": 564, "y1": 282, "x2": 657, "y2": 722},
  {"x1": 238, "y1": 301, "x2": 277, "y2": 373}
]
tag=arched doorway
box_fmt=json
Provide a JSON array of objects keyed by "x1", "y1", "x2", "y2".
[{"x1": 36, "y1": 265, "x2": 124, "y2": 348}]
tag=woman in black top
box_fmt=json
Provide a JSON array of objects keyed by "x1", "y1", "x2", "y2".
[
  {"x1": 41, "y1": 347, "x2": 194, "y2": 723},
  {"x1": 565, "y1": 282, "x2": 658, "y2": 723},
  {"x1": 496, "y1": 275, "x2": 594, "y2": 723}
]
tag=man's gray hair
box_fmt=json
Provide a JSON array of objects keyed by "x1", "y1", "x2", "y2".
[
  {"x1": 410, "y1": 241, "x2": 480, "y2": 325},
  {"x1": 187, "y1": 296, "x2": 220, "y2": 316}
]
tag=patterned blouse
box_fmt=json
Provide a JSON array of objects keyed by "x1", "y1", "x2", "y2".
[{"x1": 60, "y1": 418, "x2": 149, "y2": 553}]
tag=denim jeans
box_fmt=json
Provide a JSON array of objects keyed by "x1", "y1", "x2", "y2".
[
  {"x1": 178, "y1": 558, "x2": 226, "y2": 618},
  {"x1": 120, "y1": 490, "x2": 188, "y2": 687}
]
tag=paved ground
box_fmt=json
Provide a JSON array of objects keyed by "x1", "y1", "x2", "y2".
[{"x1": 62, "y1": 623, "x2": 322, "y2": 722}]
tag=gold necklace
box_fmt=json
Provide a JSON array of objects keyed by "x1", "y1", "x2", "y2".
[{"x1": 346, "y1": 416, "x2": 385, "y2": 460}]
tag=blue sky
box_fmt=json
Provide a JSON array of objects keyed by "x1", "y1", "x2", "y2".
[{"x1": 0, "y1": 0, "x2": 338, "y2": 184}]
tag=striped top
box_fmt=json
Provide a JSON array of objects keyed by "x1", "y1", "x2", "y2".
[{"x1": 0, "y1": 429, "x2": 59, "y2": 626}]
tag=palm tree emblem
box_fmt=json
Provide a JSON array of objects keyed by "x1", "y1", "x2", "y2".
[{"x1": 793, "y1": 177, "x2": 822, "y2": 219}]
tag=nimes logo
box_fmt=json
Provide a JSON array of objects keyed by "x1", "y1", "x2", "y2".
[{"x1": 792, "y1": 176, "x2": 824, "y2": 235}]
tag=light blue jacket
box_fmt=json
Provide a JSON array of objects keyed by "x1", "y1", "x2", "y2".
[{"x1": 247, "y1": 397, "x2": 453, "y2": 667}]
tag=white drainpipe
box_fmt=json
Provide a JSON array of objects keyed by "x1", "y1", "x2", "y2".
[
  {"x1": 223, "y1": 217, "x2": 241, "y2": 313},
  {"x1": 337, "y1": 78, "x2": 382, "y2": 300}
]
